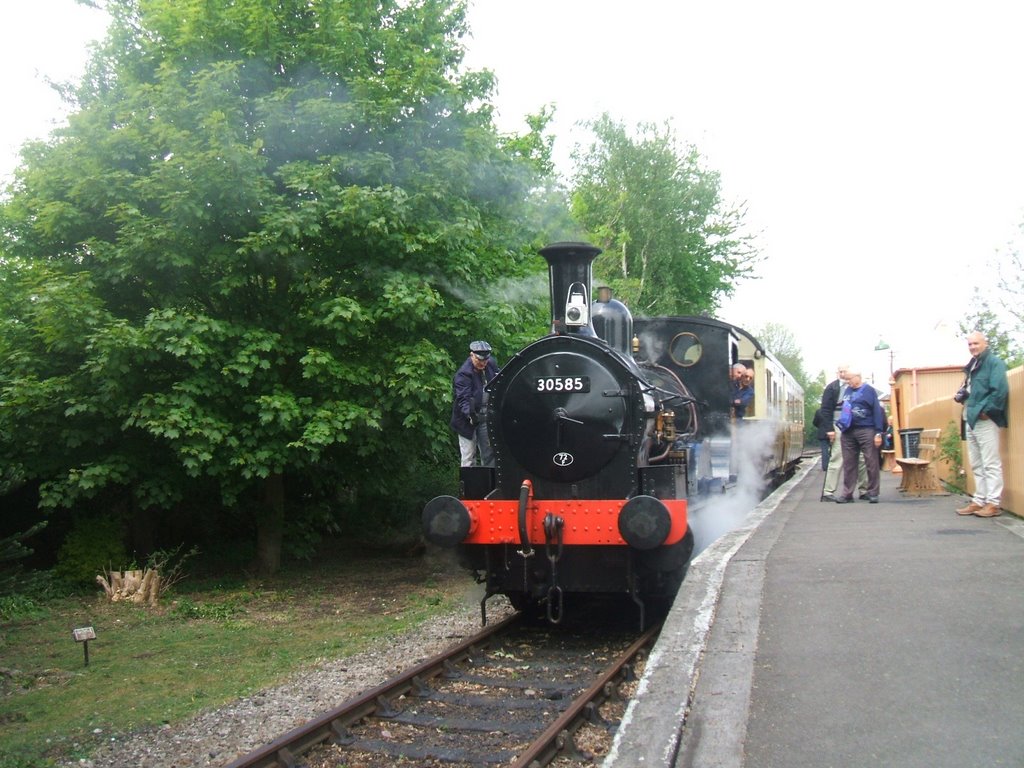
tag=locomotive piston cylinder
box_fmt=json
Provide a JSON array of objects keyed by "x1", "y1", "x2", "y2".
[
  {"x1": 617, "y1": 495, "x2": 672, "y2": 550},
  {"x1": 422, "y1": 496, "x2": 472, "y2": 547}
]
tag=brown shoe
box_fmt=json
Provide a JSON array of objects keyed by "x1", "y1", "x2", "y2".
[
  {"x1": 974, "y1": 504, "x2": 1001, "y2": 518},
  {"x1": 956, "y1": 502, "x2": 982, "y2": 516}
]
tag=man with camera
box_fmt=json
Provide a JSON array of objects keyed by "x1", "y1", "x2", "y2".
[
  {"x1": 956, "y1": 331, "x2": 1009, "y2": 518},
  {"x1": 450, "y1": 340, "x2": 500, "y2": 467}
]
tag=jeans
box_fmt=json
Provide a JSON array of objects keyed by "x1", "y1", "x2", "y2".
[
  {"x1": 966, "y1": 417, "x2": 1003, "y2": 505},
  {"x1": 458, "y1": 418, "x2": 494, "y2": 467}
]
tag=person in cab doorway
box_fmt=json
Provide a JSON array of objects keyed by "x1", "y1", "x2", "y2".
[
  {"x1": 955, "y1": 331, "x2": 1009, "y2": 518},
  {"x1": 731, "y1": 363, "x2": 754, "y2": 420},
  {"x1": 834, "y1": 368, "x2": 885, "y2": 504},
  {"x1": 450, "y1": 340, "x2": 500, "y2": 467}
]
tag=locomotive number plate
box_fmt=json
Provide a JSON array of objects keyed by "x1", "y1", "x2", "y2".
[{"x1": 535, "y1": 376, "x2": 590, "y2": 393}]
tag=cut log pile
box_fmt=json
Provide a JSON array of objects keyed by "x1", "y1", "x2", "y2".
[{"x1": 96, "y1": 568, "x2": 162, "y2": 606}]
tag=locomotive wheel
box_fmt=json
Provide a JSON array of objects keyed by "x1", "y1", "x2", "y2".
[
  {"x1": 506, "y1": 592, "x2": 546, "y2": 624},
  {"x1": 507, "y1": 591, "x2": 532, "y2": 611}
]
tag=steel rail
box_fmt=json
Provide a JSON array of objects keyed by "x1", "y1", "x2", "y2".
[
  {"x1": 510, "y1": 622, "x2": 661, "y2": 767},
  {"x1": 222, "y1": 612, "x2": 521, "y2": 768}
]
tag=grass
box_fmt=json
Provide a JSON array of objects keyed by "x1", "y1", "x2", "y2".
[{"x1": 0, "y1": 549, "x2": 467, "y2": 768}]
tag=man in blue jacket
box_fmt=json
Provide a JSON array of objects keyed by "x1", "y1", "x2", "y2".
[
  {"x1": 835, "y1": 368, "x2": 885, "y2": 504},
  {"x1": 956, "y1": 332, "x2": 1009, "y2": 518},
  {"x1": 449, "y1": 340, "x2": 500, "y2": 467}
]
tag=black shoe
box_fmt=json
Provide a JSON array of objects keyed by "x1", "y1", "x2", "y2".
[
  {"x1": 835, "y1": 497, "x2": 854, "y2": 504},
  {"x1": 859, "y1": 492, "x2": 870, "y2": 500},
  {"x1": 868, "y1": 496, "x2": 879, "y2": 504},
  {"x1": 821, "y1": 494, "x2": 836, "y2": 502}
]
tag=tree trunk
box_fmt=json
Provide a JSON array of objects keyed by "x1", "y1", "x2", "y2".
[
  {"x1": 96, "y1": 567, "x2": 162, "y2": 605},
  {"x1": 253, "y1": 473, "x2": 285, "y2": 577}
]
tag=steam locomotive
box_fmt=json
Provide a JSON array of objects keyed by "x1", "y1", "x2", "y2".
[{"x1": 423, "y1": 242, "x2": 803, "y2": 627}]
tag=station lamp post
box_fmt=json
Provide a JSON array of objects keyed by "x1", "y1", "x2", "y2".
[{"x1": 874, "y1": 340, "x2": 895, "y2": 376}]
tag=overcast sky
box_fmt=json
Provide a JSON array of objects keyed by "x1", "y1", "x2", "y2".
[
  {"x1": 4, "y1": 1, "x2": 1022, "y2": 385},
  {"x1": 461, "y1": 0, "x2": 1024, "y2": 383}
]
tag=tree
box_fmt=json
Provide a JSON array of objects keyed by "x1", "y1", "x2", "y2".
[
  {"x1": 960, "y1": 222, "x2": 1024, "y2": 368},
  {"x1": 0, "y1": 0, "x2": 550, "y2": 574},
  {"x1": 958, "y1": 297, "x2": 1023, "y2": 369},
  {"x1": 751, "y1": 322, "x2": 808, "y2": 385},
  {"x1": 0, "y1": 522, "x2": 47, "y2": 596},
  {"x1": 749, "y1": 322, "x2": 822, "y2": 444},
  {"x1": 569, "y1": 114, "x2": 759, "y2": 315},
  {"x1": 993, "y1": 223, "x2": 1024, "y2": 337}
]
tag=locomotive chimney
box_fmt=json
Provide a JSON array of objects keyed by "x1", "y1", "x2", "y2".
[{"x1": 538, "y1": 241, "x2": 601, "y2": 337}]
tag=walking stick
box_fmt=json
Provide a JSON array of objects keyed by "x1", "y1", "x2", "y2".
[{"x1": 819, "y1": 436, "x2": 834, "y2": 501}]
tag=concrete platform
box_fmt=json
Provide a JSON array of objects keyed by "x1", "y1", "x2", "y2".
[{"x1": 605, "y1": 461, "x2": 1024, "y2": 768}]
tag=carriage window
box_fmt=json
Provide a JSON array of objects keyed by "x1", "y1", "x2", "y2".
[{"x1": 669, "y1": 332, "x2": 702, "y2": 367}]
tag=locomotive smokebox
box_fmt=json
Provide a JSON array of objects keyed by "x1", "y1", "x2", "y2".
[{"x1": 539, "y1": 242, "x2": 601, "y2": 337}]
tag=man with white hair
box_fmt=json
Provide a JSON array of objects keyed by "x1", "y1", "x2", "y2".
[
  {"x1": 955, "y1": 331, "x2": 1009, "y2": 517},
  {"x1": 835, "y1": 367, "x2": 885, "y2": 503}
]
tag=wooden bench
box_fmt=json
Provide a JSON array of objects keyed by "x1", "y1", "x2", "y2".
[
  {"x1": 896, "y1": 428, "x2": 948, "y2": 496},
  {"x1": 881, "y1": 449, "x2": 896, "y2": 472}
]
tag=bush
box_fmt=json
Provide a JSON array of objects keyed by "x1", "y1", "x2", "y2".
[
  {"x1": 0, "y1": 521, "x2": 47, "y2": 595},
  {"x1": 939, "y1": 421, "x2": 966, "y2": 493},
  {"x1": 0, "y1": 594, "x2": 47, "y2": 621},
  {"x1": 172, "y1": 596, "x2": 245, "y2": 620},
  {"x1": 54, "y1": 516, "x2": 129, "y2": 587}
]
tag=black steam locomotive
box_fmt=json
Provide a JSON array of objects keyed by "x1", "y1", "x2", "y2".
[{"x1": 423, "y1": 242, "x2": 803, "y2": 626}]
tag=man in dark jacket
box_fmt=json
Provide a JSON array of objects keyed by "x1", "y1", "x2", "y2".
[
  {"x1": 450, "y1": 340, "x2": 500, "y2": 467},
  {"x1": 956, "y1": 332, "x2": 1009, "y2": 518},
  {"x1": 818, "y1": 370, "x2": 844, "y2": 472},
  {"x1": 813, "y1": 408, "x2": 829, "y2": 469}
]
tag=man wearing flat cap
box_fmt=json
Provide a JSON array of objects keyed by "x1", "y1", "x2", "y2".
[{"x1": 450, "y1": 340, "x2": 500, "y2": 466}]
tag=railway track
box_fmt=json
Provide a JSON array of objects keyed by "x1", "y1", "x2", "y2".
[{"x1": 224, "y1": 608, "x2": 658, "y2": 768}]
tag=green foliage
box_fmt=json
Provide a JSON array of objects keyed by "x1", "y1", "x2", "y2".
[
  {"x1": 281, "y1": 496, "x2": 341, "y2": 562},
  {"x1": 0, "y1": 521, "x2": 47, "y2": 595},
  {"x1": 145, "y1": 544, "x2": 200, "y2": 595},
  {"x1": 959, "y1": 292, "x2": 1024, "y2": 369},
  {"x1": 0, "y1": 594, "x2": 47, "y2": 622},
  {"x1": 802, "y1": 372, "x2": 827, "y2": 446},
  {"x1": 54, "y1": 516, "x2": 129, "y2": 587},
  {"x1": 939, "y1": 420, "x2": 965, "y2": 492},
  {"x1": 172, "y1": 596, "x2": 246, "y2": 621},
  {"x1": 959, "y1": 220, "x2": 1024, "y2": 367},
  {"x1": 747, "y1": 322, "x2": 824, "y2": 445},
  {"x1": 570, "y1": 114, "x2": 759, "y2": 315},
  {"x1": 0, "y1": 0, "x2": 554, "y2": 573}
]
